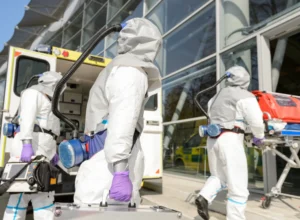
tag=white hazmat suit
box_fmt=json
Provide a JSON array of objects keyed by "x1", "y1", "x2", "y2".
[
  {"x1": 197, "y1": 66, "x2": 265, "y2": 220},
  {"x1": 4, "y1": 71, "x2": 62, "y2": 220},
  {"x1": 74, "y1": 18, "x2": 162, "y2": 204}
]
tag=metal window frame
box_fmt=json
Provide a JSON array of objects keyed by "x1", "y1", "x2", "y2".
[{"x1": 143, "y1": 0, "x2": 162, "y2": 16}]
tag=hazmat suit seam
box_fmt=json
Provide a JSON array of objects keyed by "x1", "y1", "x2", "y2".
[
  {"x1": 13, "y1": 193, "x2": 23, "y2": 220},
  {"x1": 33, "y1": 203, "x2": 54, "y2": 211}
]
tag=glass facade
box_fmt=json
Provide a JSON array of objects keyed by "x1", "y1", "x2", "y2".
[
  {"x1": 41, "y1": 0, "x2": 300, "y2": 192},
  {"x1": 221, "y1": 38, "x2": 259, "y2": 91},
  {"x1": 222, "y1": 0, "x2": 300, "y2": 47}
]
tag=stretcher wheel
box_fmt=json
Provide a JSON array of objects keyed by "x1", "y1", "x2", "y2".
[{"x1": 261, "y1": 196, "x2": 271, "y2": 209}]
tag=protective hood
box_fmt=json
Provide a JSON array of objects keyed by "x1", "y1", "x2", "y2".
[
  {"x1": 225, "y1": 66, "x2": 250, "y2": 89},
  {"x1": 85, "y1": 18, "x2": 162, "y2": 134},
  {"x1": 30, "y1": 71, "x2": 63, "y2": 97},
  {"x1": 117, "y1": 18, "x2": 161, "y2": 63}
]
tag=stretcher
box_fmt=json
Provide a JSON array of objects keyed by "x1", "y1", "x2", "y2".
[
  {"x1": 244, "y1": 91, "x2": 300, "y2": 209},
  {"x1": 54, "y1": 190, "x2": 187, "y2": 220}
]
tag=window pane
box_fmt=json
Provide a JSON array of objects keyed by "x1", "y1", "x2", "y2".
[
  {"x1": 221, "y1": 38, "x2": 258, "y2": 91},
  {"x1": 85, "y1": 0, "x2": 106, "y2": 24},
  {"x1": 162, "y1": 58, "x2": 216, "y2": 122},
  {"x1": 145, "y1": 94, "x2": 158, "y2": 111},
  {"x1": 106, "y1": 0, "x2": 143, "y2": 48},
  {"x1": 83, "y1": 5, "x2": 107, "y2": 45},
  {"x1": 147, "y1": 0, "x2": 209, "y2": 34},
  {"x1": 222, "y1": 1, "x2": 300, "y2": 47},
  {"x1": 47, "y1": 31, "x2": 63, "y2": 47},
  {"x1": 105, "y1": 42, "x2": 117, "y2": 58},
  {"x1": 15, "y1": 57, "x2": 49, "y2": 96},
  {"x1": 64, "y1": 32, "x2": 82, "y2": 51},
  {"x1": 145, "y1": 0, "x2": 158, "y2": 12},
  {"x1": 159, "y1": 4, "x2": 216, "y2": 76},
  {"x1": 108, "y1": 0, "x2": 142, "y2": 22},
  {"x1": 63, "y1": 13, "x2": 83, "y2": 45},
  {"x1": 163, "y1": 120, "x2": 209, "y2": 177}
]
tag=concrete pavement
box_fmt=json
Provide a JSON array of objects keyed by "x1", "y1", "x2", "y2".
[{"x1": 142, "y1": 172, "x2": 300, "y2": 220}]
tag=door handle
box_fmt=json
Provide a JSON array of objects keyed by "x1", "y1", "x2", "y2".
[{"x1": 0, "y1": 109, "x2": 8, "y2": 113}]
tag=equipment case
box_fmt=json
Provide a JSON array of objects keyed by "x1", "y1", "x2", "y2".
[{"x1": 54, "y1": 203, "x2": 187, "y2": 220}]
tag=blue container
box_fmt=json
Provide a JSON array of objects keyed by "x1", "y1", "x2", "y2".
[
  {"x1": 199, "y1": 124, "x2": 222, "y2": 138},
  {"x1": 58, "y1": 139, "x2": 87, "y2": 169},
  {"x1": 3, "y1": 123, "x2": 17, "y2": 138},
  {"x1": 199, "y1": 125, "x2": 208, "y2": 137},
  {"x1": 207, "y1": 124, "x2": 222, "y2": 137}
]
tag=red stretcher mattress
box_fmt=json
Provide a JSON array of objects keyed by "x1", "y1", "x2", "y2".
[{"x1": 252, "y1": 91, "x2": 300, "y2": 123}]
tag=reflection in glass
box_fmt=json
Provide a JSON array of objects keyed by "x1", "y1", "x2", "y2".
[
  {"x1": 162, "y1": 58, "x2": 216, "y2": 122},
  {"x1": 108, "y1": 0, "x2": 142, "y2": 23},
  {"x1": 147, "y1": 0, "x2": 209, "y2": 34},
  {"x1": 15, "y1": 58, "x2": 49, "y2": 95},
  {"x1": 163, "y1": 120, "x2": 209, "y2": 178},
  {"x1": 246, "y1": 147, "x2": 264, "y2": 191},
  {"x1": 85, "y1": 0, "x2": 106, "y2": 24},
  {"x1": 47, "y1": 31, "x2": 63, "y2": 47},
  {"x1": 64, "y1": 32, "x2": 81, "y2": 51},
  {"x1": 222, "y1": 0, "x2": 300, "y2": 47},
  {"x1": 83, "y1": 5, "x2": 107, "y2": 45},
  {"x1": 105, "y1": 42, "x2": 117, "y2": 58},
  {"x1": 106, "y1": 0, "x2": 143, "y2": 48},
  {"x1": 145, "y1": 0, "x2": 158, "y2": 12},
  {"x1": 160, "y1": 4, "x2": 216, "y2": 76},
  {"x1": 63, "y1": 13, "x2": 83, "y2": 45},
  {"x1": 221, "y1": 38, "x2": 258, "y2": 91}
]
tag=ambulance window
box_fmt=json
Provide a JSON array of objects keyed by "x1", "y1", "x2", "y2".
[
  {"x1": 14, "y1": 56, "x2": 50, "y2": 96},
  {"x1": 185, "y1": 135, "x2": 201, "y2": 148},
  {"x1": 145, "y1": 94, "x2": 158, "y2": 111}
]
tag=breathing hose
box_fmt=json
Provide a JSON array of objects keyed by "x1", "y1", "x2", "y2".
[
  {"x1": 52, "y1": 24, "x2": 123, "y2": 139},
  {"x1": 194, "y1": 73, "x2": 231, "y2": 119}
]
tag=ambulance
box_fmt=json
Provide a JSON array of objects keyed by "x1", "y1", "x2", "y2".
[{"x1": 0, "y1": 45, "x2": 163, "y2": 195}]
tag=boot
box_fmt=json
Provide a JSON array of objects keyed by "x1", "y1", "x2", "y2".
[{"x1": 195, "y1": 195, "x2": 209, "y2": 220}]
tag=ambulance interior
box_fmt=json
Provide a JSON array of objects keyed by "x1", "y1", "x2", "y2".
[{"x1": 55, "y1": 59, "x2": 103, "y2": 143}]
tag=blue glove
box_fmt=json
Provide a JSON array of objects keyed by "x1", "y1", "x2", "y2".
[
  {"x1": 253, "y1": 137, "x2": 264, "y2": 146},
  {"x1": 51, "y1": 153, "x2": 59, "y2": 166},
  {"x1": 109, "y1": 171, "x2": 133, "y2": 202}
]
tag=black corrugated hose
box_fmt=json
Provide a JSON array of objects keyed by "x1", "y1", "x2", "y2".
[
  {"x1": 51, "y1": 24, "x2": 122, "y2": 139},
  {"x1": 194, "y1": 74, "x2": 229, "y2": 119}
]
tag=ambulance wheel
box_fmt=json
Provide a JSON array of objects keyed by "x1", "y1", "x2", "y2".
[
  {"x1": 175, "y1": 159, "x2": 185, "y2": 169},
  {"x1": 262, "y1": 196, "x2": 271, "y2": 209}
]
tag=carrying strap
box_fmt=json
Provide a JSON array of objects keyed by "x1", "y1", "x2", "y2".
[
  {"x1": 210, "y1": 126, "x2": 245, "y2": 139},
  {"x1": 33, "y1": 125, "x2": 57, "y2": 140},
  {"x1": 131, "y1": 129, "x2": 140, "y2": 151},
  {"x1": 222, "y1": 126, "x2": 245, "y2": 134}
]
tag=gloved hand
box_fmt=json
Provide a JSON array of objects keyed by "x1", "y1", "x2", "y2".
[
  {"x1": 252, "y1": 137, "x2": 264, "y2": 146},
  {"x1": 21, "y1": 143, "x2": 34, "y2": 162},
  {"x1": 51, "y1": 153, "x2": 59, "y2": 166},
  {"x1": 109, "y1": 171, "x2": 133, "y2": 202}
]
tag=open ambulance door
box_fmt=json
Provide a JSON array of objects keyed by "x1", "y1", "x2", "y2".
[
  {"x1": 141, "y1": 80, "x2": 163, "y2": 182},
  {"x1": 0, "y1": 47, "x2": 56, "y2": 167}
]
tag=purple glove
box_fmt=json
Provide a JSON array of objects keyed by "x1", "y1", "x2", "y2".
[
  {"x1": 253, "y1": 137, "x2": 264, "y2": 146},
  {"x1": 109, "y1": 171, "x2": 133, "y2": 202},
  {"x1": 21, "y1": 144, "x2": 34, "y2": 162},
  {"x1": 51, "y1": 153, "x2": 59, "y2": 166}
]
